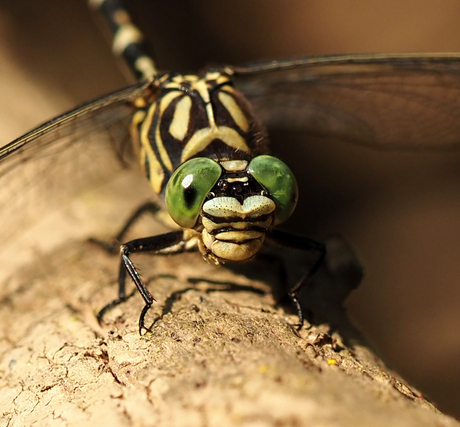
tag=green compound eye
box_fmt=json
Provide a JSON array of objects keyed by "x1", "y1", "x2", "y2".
[
  {"x1": 166, "y1": 158, "x2": 222, "y2": 228},
  {"x1": 248, "y1": 155, "x2": 298, "y2": 225}
]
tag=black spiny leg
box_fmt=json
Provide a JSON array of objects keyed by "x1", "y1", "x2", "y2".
[
  {"x1": 97, "y1": 230, "x2": 185, "y2": 334},
  {"x1": 268, "y1": 229, "x2": 326, "y2": 330},
  {"x1": 91, "y1": 201, "x2": 161, "y2": 254}
]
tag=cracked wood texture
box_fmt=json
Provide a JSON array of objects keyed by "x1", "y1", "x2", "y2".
[
  {"x1": 0, "y1": 238, "x2": 458, "y2": 427},
  {"x1": 1, "y1": 1, "x2": 460, "y2": 425}
]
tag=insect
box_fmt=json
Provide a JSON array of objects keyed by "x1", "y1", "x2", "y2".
[{"x1": 1, "y1": 0, "x2": 460, "y2": 334}]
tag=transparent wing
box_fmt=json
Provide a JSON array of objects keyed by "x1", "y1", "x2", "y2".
[
  {"x1": 0, "y1": 80, "x2": 151, "y2": 244},
  {"x1": 231, "y1": 53, "x2": 460, "y2": 150}
]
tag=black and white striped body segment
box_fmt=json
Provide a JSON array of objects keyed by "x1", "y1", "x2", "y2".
[
  {"x1": 130, "y1": 71, "x2": 273, "y2": 264},
  {"x1": 89, "y1": 0, "x2": 156, "y2": 79}
]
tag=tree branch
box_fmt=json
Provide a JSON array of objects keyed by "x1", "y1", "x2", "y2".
[{"x1": 1, "y1": 238, "x2": 458, "y2": 427}]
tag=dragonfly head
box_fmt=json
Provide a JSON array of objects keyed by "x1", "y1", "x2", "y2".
[{"x1": 165, "y1": 155, "x2": 298, "y2": 263}]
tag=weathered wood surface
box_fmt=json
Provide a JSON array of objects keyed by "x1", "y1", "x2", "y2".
[{"x1": 1, "y1": 237, "x2": 458, "y2": 427}]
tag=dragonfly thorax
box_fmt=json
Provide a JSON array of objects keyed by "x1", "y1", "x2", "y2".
[{"x1": 131, "y1": 71, "x2": 269, "y2": 197}]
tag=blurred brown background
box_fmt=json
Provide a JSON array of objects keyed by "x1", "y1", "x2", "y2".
[{"x1": 1, "y1": 0, "x2": 460, "y2": 418}]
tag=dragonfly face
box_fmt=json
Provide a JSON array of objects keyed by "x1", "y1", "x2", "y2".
[{"x1": 166, "y1": 155, "x2": 298, "y2": 263}]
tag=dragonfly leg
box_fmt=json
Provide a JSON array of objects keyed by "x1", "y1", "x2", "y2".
[
  {"x1": 97, "y1": 230, "x2": 185, "y2": 334},
  {"x1": 268, "y1": 229, "x2": 326, "y2": 330},
  {"x1": 90, "y1": 201, "x2": 161, "y2": 254}
]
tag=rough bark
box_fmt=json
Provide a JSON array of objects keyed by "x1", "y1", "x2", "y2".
[{"x1": 1, "y1": 235, "x2": 458, "y2": 427}]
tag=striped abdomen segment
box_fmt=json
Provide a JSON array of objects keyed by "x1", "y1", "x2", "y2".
[
  {"x1": 130, "y1": 71, "x2": 269, "y2": 198},
  {"x1": 89, "y1": 0, "x2": 157, "y2": 80}
]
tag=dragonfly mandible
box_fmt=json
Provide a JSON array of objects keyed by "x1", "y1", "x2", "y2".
[{"x1": 1, "y1": 0, "x2": 460, "y2": 334}]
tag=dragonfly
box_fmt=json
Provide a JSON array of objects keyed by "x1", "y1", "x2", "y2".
[{"x1": 1, "y1": 0, "x2": 460, "y2": 334}]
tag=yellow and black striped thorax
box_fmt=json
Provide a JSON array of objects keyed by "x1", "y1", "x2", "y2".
[{"x1": 131, "y1": 71, "x2": 269, "y2": 197}]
